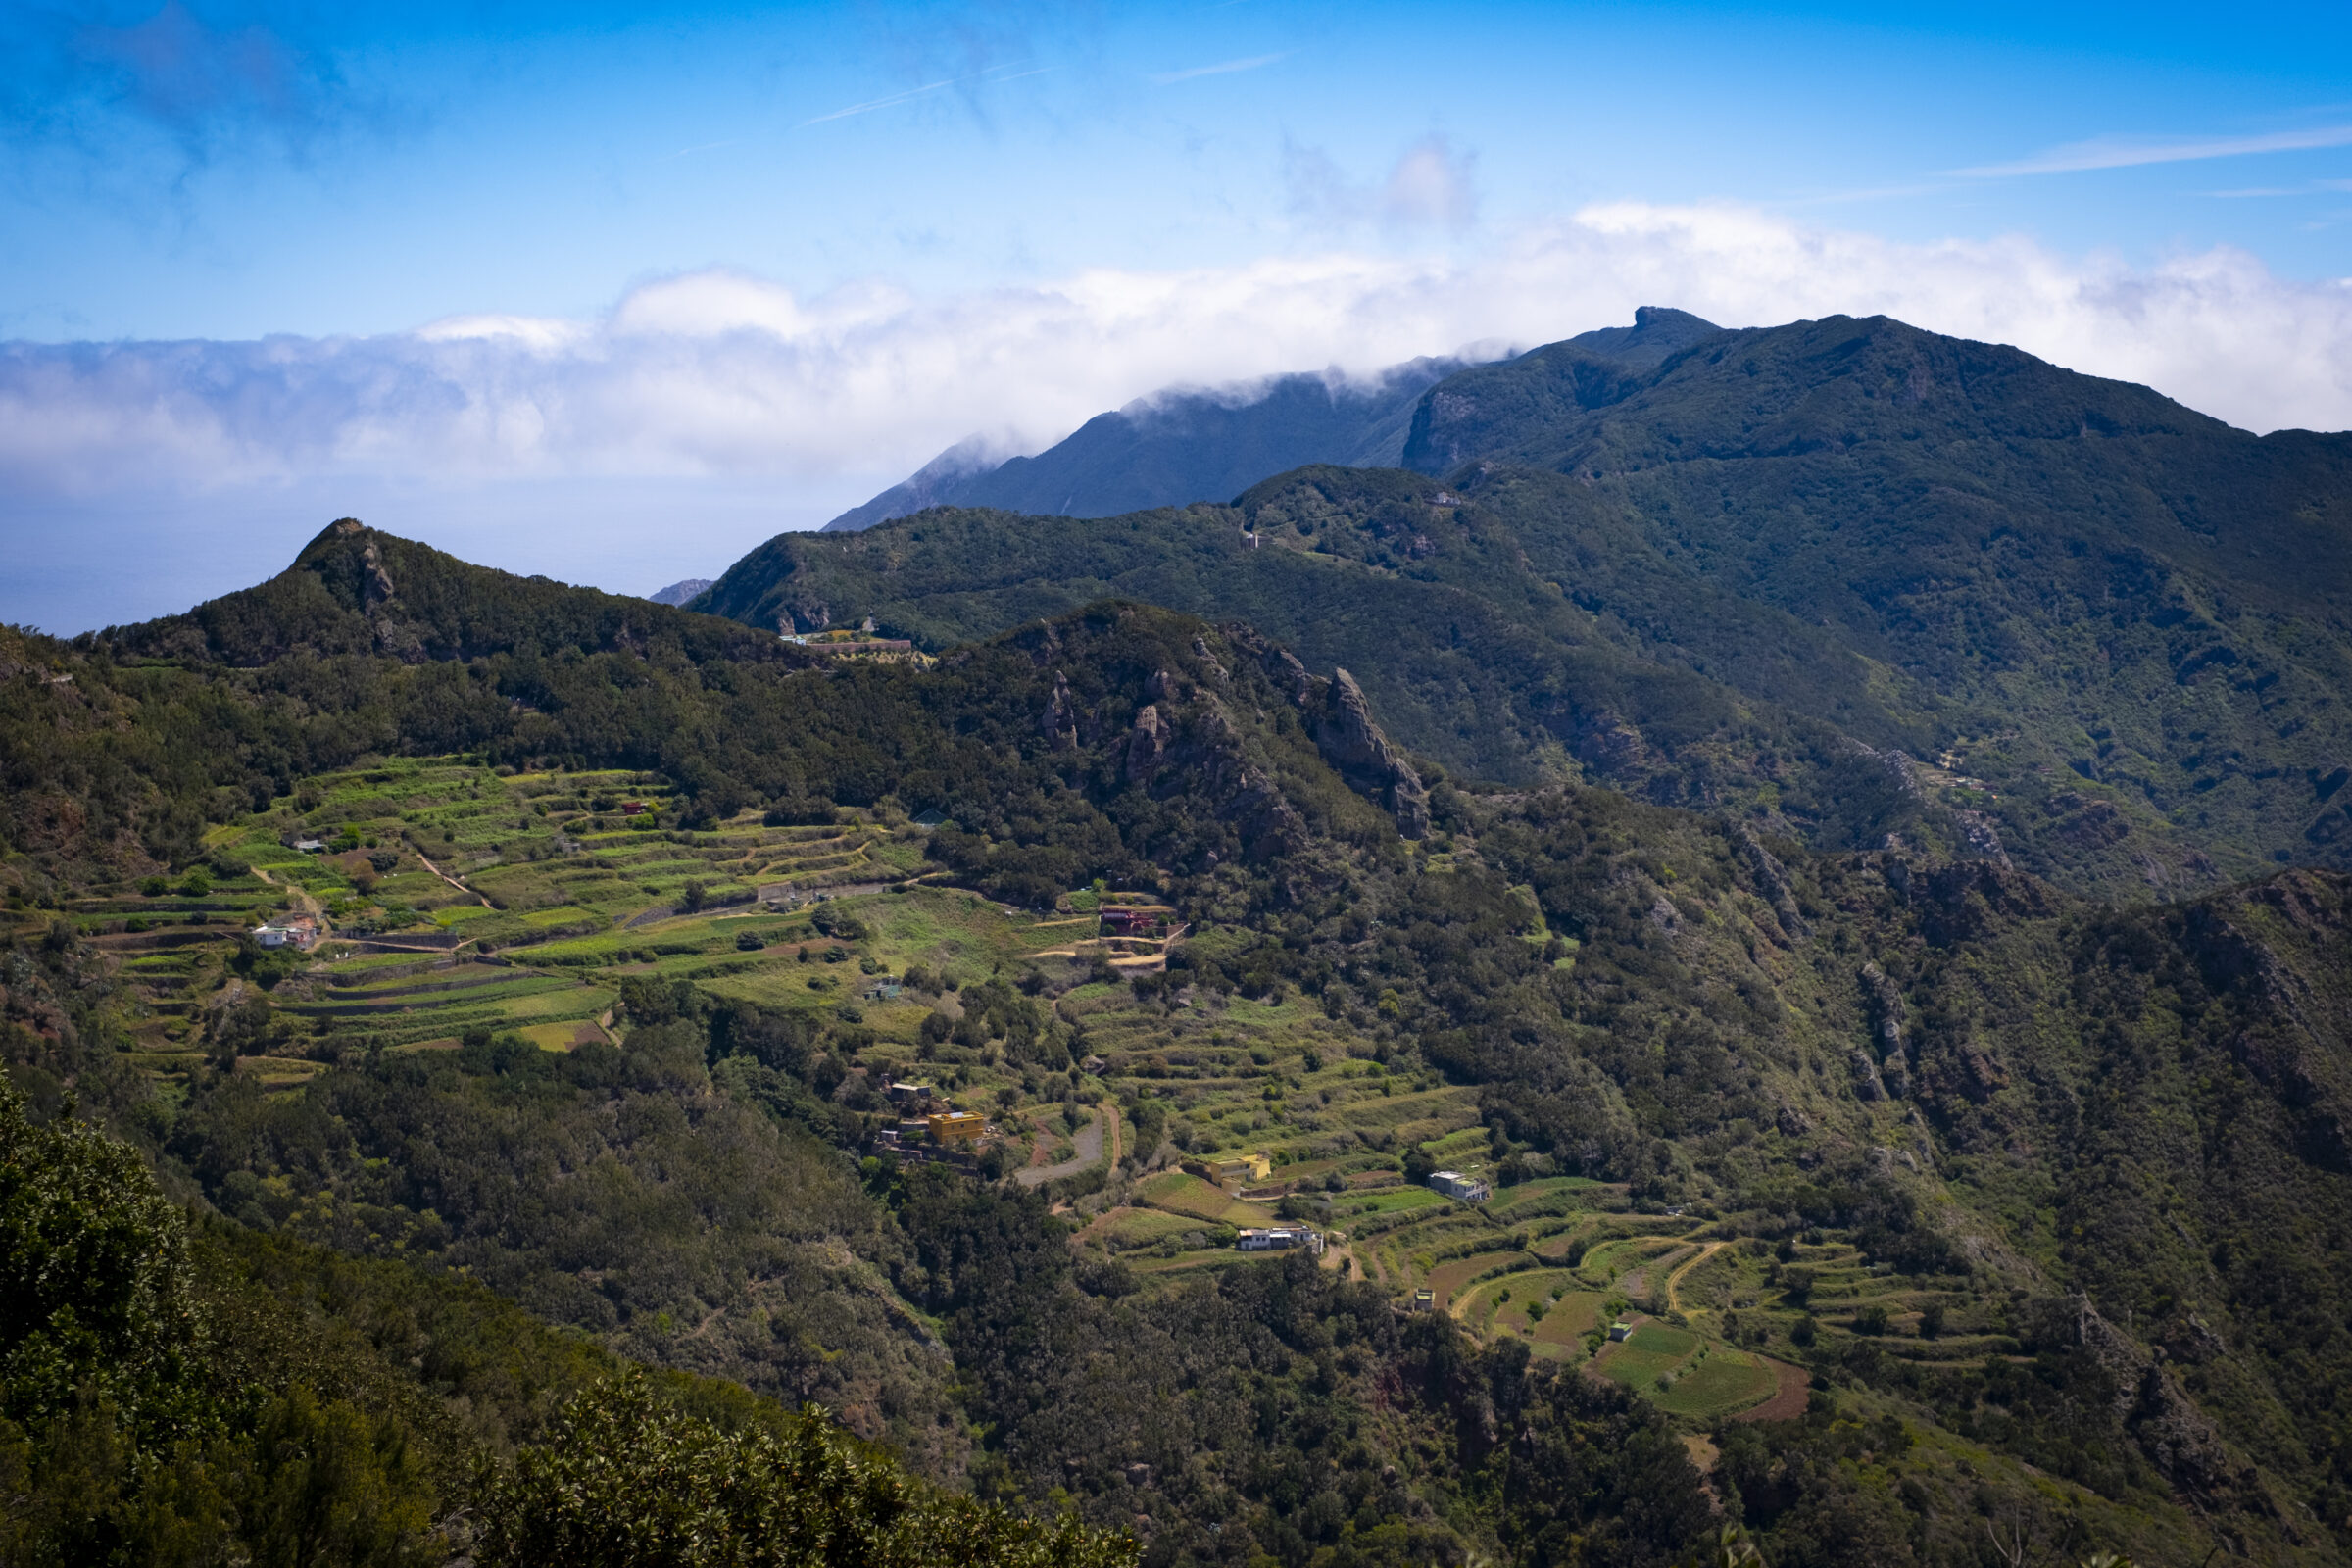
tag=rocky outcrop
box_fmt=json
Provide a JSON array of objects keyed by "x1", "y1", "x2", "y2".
[
  {"x1": 1846, "y1": 1048, "x2": 1888, "y2": 1102},
  {"x1": 1119, "y1": 694, "x2": 1308, "y2": 864},
  {"x1": 1918, "y1": 859, "x2": 2061, "y2": 947},
  {"x1": 1310, "y1": 669, "x2": 1430, "y2": 840},
  {"x1": 1225, "y1": 629, "x2": 1430, "y2": 840},
  {"x1": 2074, "y1": 1298, "x2": 2242, "y2": 1501},
  {"x1": 1126, "y1": 705, "x2": 1167, "y2": 783},
  {"x1": 365, "y1": 551, "x2": 395, "y2": 609},
  {"x1": 1738, "y1": 823, "x2": 1811, "y2": 941},
  {"x1": 1858, "y1": 960, "x2": 1912, "y2": 1097},
  {"x1": 1039, "y1": 670, "x2": 1078, "y2": 750}
]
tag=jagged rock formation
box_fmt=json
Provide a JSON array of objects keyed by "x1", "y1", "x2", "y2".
[
  {"x1": 1846, "y1": 1046, "x2": 1889, "y2": 1102},
  {"x1": 1737, "y1": 822, "x2": 1811, "y2": 942},
  {"x1": 1126, "y1": 704, "x2": 1167, "y2": 783},
  {"x1": 1217, "y1": 630, "x2": 1428, "y2": 839},
  {"x1": 1309, "y1": 670, "x2": 1430, "y2": 840},
  {"x1": 1859, "y1": 959, "x2": 1913, "y2": 1098}
]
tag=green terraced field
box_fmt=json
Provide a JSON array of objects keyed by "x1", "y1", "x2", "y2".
[
  {"x1": 1597, "y1": 1322, "x2": 1700, "y2": 1387},
  {"x1": 1136, "y1": 1171, "x2": 1276, "y2": 1228},
  {"x1": 1657, "y1": 1352, "x2": 1781, "y2": 1418},
  {"x1": 39, "y1": 750, "x2": 1670, "y2": 1331},
  {"x1": 1330, "y1": 1186, "x2": 1446, "y2": 1220}
]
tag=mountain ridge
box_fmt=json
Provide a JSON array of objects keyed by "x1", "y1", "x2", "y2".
[
  {"x1": 695, "y1": 311, "x2": 2352, "y2": 904},
  {"x1": 815, "y1": 307, "x2": 1728, "y2": 532}
]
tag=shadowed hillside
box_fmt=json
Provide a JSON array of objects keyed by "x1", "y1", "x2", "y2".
[
  {"x1": 696, "y1": 313, "x2": 2352, "y2": 903},
  {"x1": 9, "y1": 521, "x2": 2352, "y2": 1565}
]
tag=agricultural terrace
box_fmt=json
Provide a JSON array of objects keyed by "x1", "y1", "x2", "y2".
[{"x1": 20, "y1": 752, "x2": 1996, "y2": 1429}]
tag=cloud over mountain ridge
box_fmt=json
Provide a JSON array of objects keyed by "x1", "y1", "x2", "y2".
[{"x1": 2, "y1": 202, "x2": 2346, "y2": 513}]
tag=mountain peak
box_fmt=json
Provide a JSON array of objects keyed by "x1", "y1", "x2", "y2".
[{"x1": 1560, "y1": 306, "x2": 1724, "y2": 368}]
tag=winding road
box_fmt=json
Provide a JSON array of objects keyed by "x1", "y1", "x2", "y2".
[
  {"x1": 1015, "y1": 1103, "x2": 1120, "y2": 1188},
  {"x1": 1663, "y1": 1241, "x2": 1728, "y2": 1316}
]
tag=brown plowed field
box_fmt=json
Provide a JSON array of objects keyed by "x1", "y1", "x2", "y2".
[
  {"x1": 1729, "y1": 1356, "x2": 1810, "y2": 1423},
  {"x1": 1427, "y1": 1251, "x2": 1526, "y2": 1311}
]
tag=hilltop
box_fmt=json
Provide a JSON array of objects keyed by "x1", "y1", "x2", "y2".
[{"x1": 695, "y1": 312, "x2": 2352, "y2": 904}]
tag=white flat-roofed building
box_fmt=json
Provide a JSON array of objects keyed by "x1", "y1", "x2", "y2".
[
  {"x1": 1429, "y1": 1170, "x2": 1492, "y2": 1203},
  {"x1": 1236, "y1": 1226, "x2": 1324, "y2": 1256}
]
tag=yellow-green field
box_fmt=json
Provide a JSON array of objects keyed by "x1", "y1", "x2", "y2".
[{"x1": 24, "y1": 751, "x2": 1838, "y2": 1426}]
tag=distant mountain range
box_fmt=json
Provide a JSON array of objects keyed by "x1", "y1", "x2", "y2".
[
  {"x1": 698, "y1": 308, "x2": 2352, "y2": 903},
  {"x1": 646, "y1": 577, "x2": 714, "y2": 606},
  {"x1": 820, "y1": 308, "x2": 1726, "y2": 530}
]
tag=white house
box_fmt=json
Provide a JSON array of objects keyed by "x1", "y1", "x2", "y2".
[
  {"x1": 1429, "y1": 1170, "x2": 1492, "y2": 1203},
  {"x1": 1236, "y1": 1226, "x2": 1324, "y2": 1256}
]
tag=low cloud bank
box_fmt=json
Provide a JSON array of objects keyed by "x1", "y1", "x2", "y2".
[
  {"x1": 7, "y1": 202, "x2": 2350, "y2": 631},
  {"x1": 5, "y1": 202, "x2": 2347, "y2": 507}
]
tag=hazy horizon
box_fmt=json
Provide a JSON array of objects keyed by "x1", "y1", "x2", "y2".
[{"x1": 6, "y1": 0, "x2": 2349, "y2": 632}]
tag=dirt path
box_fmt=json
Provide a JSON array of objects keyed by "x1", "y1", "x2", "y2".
[
  {"x1": 1016, "y1": 1105, "x2": 1106, "y2": 1187},
  {"x1": 1664, "y1": 1240, "x2": 1727, "y2": 1316},
  {"x1": 755, "y1": 878, "x2": 892, "y2": 904},
  {"x1": 1015, "y1": 1102, "x2": 1120, "y2": 1188},
  {"x1": 252, "y1": 867, "x2": 331, "y2": 933},
  {"x1": 411, "y1": 850, "x2": 487, "y2": 906}
]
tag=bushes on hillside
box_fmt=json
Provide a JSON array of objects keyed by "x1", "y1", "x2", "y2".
[{"x1": 476, "y1": 1372, "x2": 1131, "y2": 1568}]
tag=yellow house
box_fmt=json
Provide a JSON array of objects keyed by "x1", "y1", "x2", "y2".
[
  {"x1": 927, "y1": 1111, "x2": 988, "y2": 1145},
  {"x1": 1197, "y1": 1152, "x2": 1272, "y2": 1186}
]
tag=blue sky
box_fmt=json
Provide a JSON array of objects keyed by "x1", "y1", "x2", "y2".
[
  {"x1": 4, "y1": 1, "x2": 2350, "y2": 630},
  {"x1": 8, "y1": 0, "x2": 2350, "y2": 339}
]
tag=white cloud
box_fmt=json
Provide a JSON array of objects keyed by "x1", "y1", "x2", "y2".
[
  {"x1": 1285, "y1": 134, "x2": 1479, "y2": 231},
  {"x1": 1958, "y1": 123, "x2": 2352, "y2": 177},
  {"x1": 3, "y1": 202, "x2": 2349, "y2": 515},
  {"x1": 1150, "y1": 53, "x2": 1287, "y2": 85},
  {"x1": 1381, "y1": 135, "x2": 1478, "y2": 229}
]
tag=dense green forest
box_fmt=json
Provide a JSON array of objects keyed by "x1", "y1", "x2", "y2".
[
  {"x1": 0, "y1": 1064, "x2": 1129, "y2": 1566},
  {"x1": 696, "y1": 313, "x2": 2352, "y2": 906},
  {"x1": 4, "y1": 514, "x2": 2352, "y2": 1565}
]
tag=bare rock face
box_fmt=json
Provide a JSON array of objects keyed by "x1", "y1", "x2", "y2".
[
  {"x1": 1738, "y1": 823, "x2": 1811, "y2": 941},
  {"x1": 1126, "y1": 705, "x2": 1167, "y2": 782},
  {"x1": 1267, "y1": 646, "x2": 1313, "y2": 705},
  {"x1": 1039, "y1": 670, "x2": 1078, "y2": 750},
  {"x1": 326, "y1": 524, "x2": 429, "y2": 663},
  {"x1": 1120, "y1": 686, "x2": 1309, "y2": 865},
  {"x1": 1224, "y1": 627, "x2": 1429, "y2": 839},
  {"x1": 361, "y1": 543, "x2": 396, "y2": 609},
  {"x1": 2073, "y1": 1298, "x2": 2242, "y2": 1501},
  {"x1": 1847, "y1": 1048, "x2": 1889, "y2": 1102},
  {"x1": 1315, "y1": 669, "x2": 1431, "y2": 840},
  {"x1": 1859, "y1": 959, "x2": 1913, "y2": 1097}
]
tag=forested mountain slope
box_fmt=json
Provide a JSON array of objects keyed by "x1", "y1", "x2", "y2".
[
  {"x1": 1397, "y1": 312, "x2": 2352, "y2": 878},
  {"x1": 0, "y1": 1065, "x2": 1129, "y2": 1567},
  {"x1": 821, "y1": 358, "x2": 1463, "y2": 532},
  {"x1": 7, "y1": 522, "x2": 2352, "y2": 1565},
  {"x1": 817, "y1": 309, "x2": 1724, "y2": 532},
  {"x1": 698, "y1": 314, "x2": 2352, "y2": 902}
]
